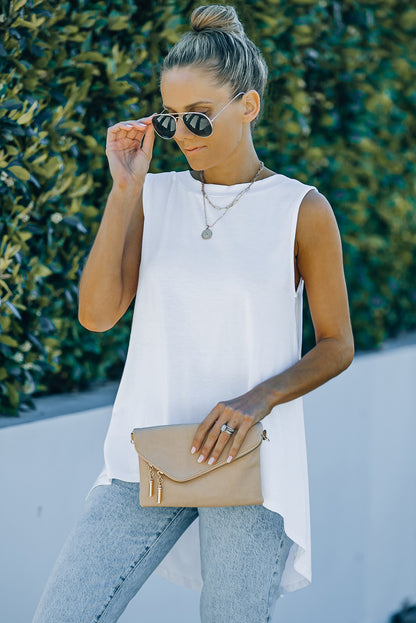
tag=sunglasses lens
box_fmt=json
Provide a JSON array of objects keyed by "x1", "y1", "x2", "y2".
[
  {"x1": 152, "y1": 115, "x2": 176, "y2": 139},
  {"x1": 183, "y1": 113, "x2": 212, "y2": 137}
]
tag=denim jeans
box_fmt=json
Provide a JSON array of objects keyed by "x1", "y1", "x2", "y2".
[{"x1": 32, "y1": 479, "x2": 293, "y2": 623}]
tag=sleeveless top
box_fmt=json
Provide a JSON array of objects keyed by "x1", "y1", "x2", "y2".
[{"x1": 90, "y1": 169, "x2": 318, "y2": 596}]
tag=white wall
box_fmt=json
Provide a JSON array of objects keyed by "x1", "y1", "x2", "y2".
[{"x1": 0, "y1": 342, "x2": 415, "y2": 623}]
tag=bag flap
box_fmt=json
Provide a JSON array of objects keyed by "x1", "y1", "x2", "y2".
[{"x1": 131, "y1": 422, "x2": 264, "y2": 482}]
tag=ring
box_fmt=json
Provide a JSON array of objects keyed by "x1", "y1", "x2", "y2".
[{"x1": 221, "y1": 423, "x2": 235, "y2": 435}]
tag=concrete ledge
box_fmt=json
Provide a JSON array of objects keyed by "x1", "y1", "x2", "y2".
[
  {"x1": 0, "y1": 380, "x2": 119, "y2": 429},
  {"x1": 370, "y1": 328, "x2": 416, "y2": 351},
  {"x1": 2, "y1": 329, "x2": 416, "y2": 429}
]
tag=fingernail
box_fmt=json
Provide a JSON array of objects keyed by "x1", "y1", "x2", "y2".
[
  {"x1": 125, "y1": 123, "x2": 134, "y2": 127},
  {"x1": 227, "y1": 456, "x2": 233, "y2": 463},
  {"x1": 191, "y1": 446, "x2": 196, "y2": 454},
  {"x1": 208, "y1": 457, "x2": 215, "y2": 465},
  {"x1": 197, "y1": 455, "x2": 204, "y2": 463}
]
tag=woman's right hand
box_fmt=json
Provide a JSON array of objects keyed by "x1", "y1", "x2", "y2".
[{"x1": 105, "y1": 115, "x2": 155, "y2": 189}]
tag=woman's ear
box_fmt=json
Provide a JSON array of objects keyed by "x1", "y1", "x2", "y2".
[{"x1": 241, "y1": 90, "x2": 261, "y2": 124}]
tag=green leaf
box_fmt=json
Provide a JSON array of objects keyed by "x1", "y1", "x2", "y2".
[
  {"x1": 0, "y1": 335, "x2": 19, "y2": 347},
  {"x1": 16, "y1": 101, "x2": 38, "y2": 125},
  {"x1": 8, "y1": 165, "x2": 31, "y2": 180}
]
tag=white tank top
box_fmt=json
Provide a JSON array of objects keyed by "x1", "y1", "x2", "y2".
[{"x1": 91, "y1": 169, "x2": 317, "y2": 597}]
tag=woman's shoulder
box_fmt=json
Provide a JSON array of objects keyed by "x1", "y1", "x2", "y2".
[
  {"x1": 295, "y1": 187, "x2": 338, "y2": 255},
  {"x1": 298, "y1": 186, "x2": 331, "y2": 218}
]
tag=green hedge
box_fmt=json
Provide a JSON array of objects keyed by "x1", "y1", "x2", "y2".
[{"x1": 1, "y1": 0, "x2": 415, "y2": 415}]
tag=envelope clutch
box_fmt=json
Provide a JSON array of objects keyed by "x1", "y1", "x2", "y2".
[{"x1": 130, "y1": 422, "x2": 269, "y2": 507}]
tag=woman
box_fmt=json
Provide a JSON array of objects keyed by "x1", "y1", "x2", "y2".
[{"x1": 33, "y1": 4, "x2": 354, "y2": 622}]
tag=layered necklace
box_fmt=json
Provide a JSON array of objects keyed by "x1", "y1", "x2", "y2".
[{"x1": 199, "y1": 161, "x2": 264, "y2": 239}]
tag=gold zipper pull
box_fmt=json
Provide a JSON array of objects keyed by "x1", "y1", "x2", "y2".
[
  {"x1": 148, "y1": 464, "x2": 155, "y2": 497},
  {"x1": 157, "y1": 471, "x2": 163, "y2": 504},
  {"x1": 262, "y1": 429, "x2": 270, "y2": 441},
  {"x1": 130, "y1": 432, "x2": 134, "y2": 444}
]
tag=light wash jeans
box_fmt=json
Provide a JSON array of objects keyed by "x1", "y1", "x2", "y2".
[{"x1": 32, "y1": 479, "x2": 293, "y2": 623}]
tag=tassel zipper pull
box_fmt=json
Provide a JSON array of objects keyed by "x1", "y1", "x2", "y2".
[
  {"x1": 148, "y1": 463, "x2": 154, "y2": 497},
  {"x1": 130, "y1": 435, "x2": 165, "y2": 504},
  {"x1": 147, "y1": 463, "x2": 164, "y2": 504},
  {"x1": 157, "y1": 471, "x2": 163, "y2": 504}
]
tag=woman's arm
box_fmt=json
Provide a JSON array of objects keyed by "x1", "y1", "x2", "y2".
[
  {"x1": 78, "y1": 183, "x2": 144, "y2": 332},
  {"x1": 258, "y1": 187, "x2": 355, "y2": 409},
  {"x1": 78, "y1": 114, "x2": 155, "y2": 332},
  {"x1": 190, "y1": 188, "x2": 355, "y2": 464}
]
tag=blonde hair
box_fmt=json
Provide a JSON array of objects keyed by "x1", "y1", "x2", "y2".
[{"x1": 161, "y1": 4, "x2": 269, "y2": 129}]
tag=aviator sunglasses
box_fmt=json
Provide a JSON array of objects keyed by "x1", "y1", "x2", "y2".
[{"x1": 152, "y1": 92, "x2": 246, "y2": 140}]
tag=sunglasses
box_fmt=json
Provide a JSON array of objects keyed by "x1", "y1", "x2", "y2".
[{"x1": 152, "y1": 92, "x2": 246, "y2": 140}]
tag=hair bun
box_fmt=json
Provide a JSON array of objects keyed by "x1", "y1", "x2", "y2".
[{"x1": 191, "y1": 4, "x2": 246, "y2": 36}]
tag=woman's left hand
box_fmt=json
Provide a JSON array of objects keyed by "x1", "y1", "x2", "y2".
[{"x1": 190, "y1": 386, "x2": 271, "y2": 465}]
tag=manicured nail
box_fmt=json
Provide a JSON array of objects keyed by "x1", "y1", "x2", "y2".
[
  {"x1": 191, "y1": 446, "x2": 196, "y2": 454},
  {"x1": 227, "y1": 456, "x2": 233, "y2": 463},
  {"x1": 208, "y1": 457, "x2": 215, "y2": 465},
  {"x1": 125, "y1": 123, "x2": 134, "y2": 127},
  {"x1": 198, "y1": 455, "x2": 204, "y2": 463}
]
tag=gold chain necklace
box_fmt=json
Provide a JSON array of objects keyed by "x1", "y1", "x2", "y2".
[{"x1": 199, "y1": 161, "x2": 264, "y2": 239}]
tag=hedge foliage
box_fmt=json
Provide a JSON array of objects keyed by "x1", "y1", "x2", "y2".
[{"x1": 0, "y1": 0, "x2": 415, "y2": 415}]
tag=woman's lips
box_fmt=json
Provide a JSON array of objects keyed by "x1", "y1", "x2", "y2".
[{"x1": 184, "y1": 146, "x2": 205, "y2": 153}]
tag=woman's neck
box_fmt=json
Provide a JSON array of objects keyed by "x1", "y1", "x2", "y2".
[
  {"x1": 193, "y1": 126, "x2": 275, "y2": 186},
  {"x1": 191, "y1": 162, "x2": 275, "y2": 186},
  {"x1": 189, "y1": 135, "x2": 274, "y2": 186}
]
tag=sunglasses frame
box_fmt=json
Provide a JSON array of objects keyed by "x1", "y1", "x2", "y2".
[{"x1": 152, "y1": 91, "x2": 246, "y2": 140}]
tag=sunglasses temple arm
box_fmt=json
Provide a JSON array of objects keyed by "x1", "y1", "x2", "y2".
[{"x1": 211, "y1": 92, "x2": 246, "y2": 121}]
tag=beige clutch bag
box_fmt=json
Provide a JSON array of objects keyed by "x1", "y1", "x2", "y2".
[{"x1": 130, "y1": 422, "x2": 270, "y2": 507}]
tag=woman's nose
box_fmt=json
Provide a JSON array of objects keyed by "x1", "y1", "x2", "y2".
[{"x1": 174, "y1": 117, "x2": 193, "y2": 139}]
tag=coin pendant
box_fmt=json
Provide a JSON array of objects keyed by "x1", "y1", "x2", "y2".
[{"x1": 201, "y1": 227, "x2": 212, "y2": 239}]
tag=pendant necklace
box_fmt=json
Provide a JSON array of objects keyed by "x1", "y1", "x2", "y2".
[{"x1": 199, "y1": 161, "x2": 264, "y2": 239}]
